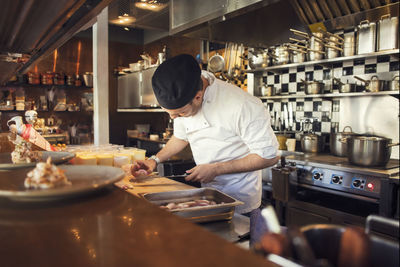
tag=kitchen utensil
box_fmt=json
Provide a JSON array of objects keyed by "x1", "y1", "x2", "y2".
[
  {"x1": 333, "y1": 78, "x2": 356, "y2": 93},
  {"x1": 164, "y1": 174, "x2": 201, "y2": 188},
  {"x1": 301, "y1": 133, "x2": 321, "y2": 153},
  {"x1": 357, "y1": 20, "x2": 376, "y2": 54},
  {"x1": 389, "y1": 75, "x2": 399, "y2": 91},
  {"x1": 330, "y1": 126, "x2": 359, "y2": 157},
  {"x1": 354, "y1": 75, "x2": 385, "y2": 92},
  {"x1": 273, "y1": 44, "x2": 290, "y2": 65},
  {"x1": 289, "y1": 48, "x2": 306, "y2": 63},
  {"x1": 143, "y1": 188, "x2": 244, "y2": 223},
  {"x1": 301, "y1": 79, "x2": 324, "y2": 94},
  {"x1": 276, "y1": 135, "x2": 288, "y2": 150},
  {"x1": 248, "y1": 48, "x2": 270, "y2": 69},
  {"x1": 208, "y1": 52, "x2": 225, "y2": 73},
  {"x1": 325, "y1": 45, "x2": 343, "y2": 59},
  {"x1": 343, "y1": 32, "x2": 355, "y2": 56},
  {"x1": 283, "y1": 104, "x2": 289, "y2": 130},
  {"x1": 342, "y1": 135, "x2": 399, "y2": 166},
  {"x1": 83, "y1": 72, "x2": 93, "y2": 87},
  {"x1": 290, "y1": 28, "x2": 309, "y2": 39},
  {"x1": 288, "y1": 102, "x2": 293, "y2": 130},
  {"x1": 377, "y1": 14, "x2": 399, "y2": 51},
  {"x1": 307, "y1": 49, "x2": 324, "y2": 61},
  {"x1": 261, "y1": 85, "x2": 275, "y2": 96},
  {"x1": 286, "y1": 138, "x2": 296, "y2": 152}
]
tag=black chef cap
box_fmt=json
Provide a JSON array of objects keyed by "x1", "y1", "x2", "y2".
[{"x1": 152, "y1": 54, "x2": 201, "y2": 109}]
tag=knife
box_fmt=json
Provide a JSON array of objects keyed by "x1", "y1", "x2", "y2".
[{"x1": 288, "y1": 102, "x2": 293, "y2": 130}]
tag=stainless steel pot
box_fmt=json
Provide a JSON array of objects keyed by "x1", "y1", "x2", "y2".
[
  {"x1": 342, "y1": 135, "x2": 399, "y2": 166},
  {"x1": 354, "y1": 75, "x2": 385, "y2": 92},
  {"x1": 307, "y1": 49, "x2": 324, "y2": 61},
  {"x1": 248, "y1": 49, "x2": 270, "y2": 69},
  {"x1": 273, "y1": 45, "x2": 290, "y2": 65},
  {"x1": 333, "y1": 78, "x2": 356, "y2": 93},
  {"x1": 302, "y1": 79, "x2": 324, "y2": 94},
  {"x1": 260, "y1": 85, "x2": 275, "y2": 96},
  {"x1": 325, "y1": 45, "x2": 343, "y2": 59},
  {"x1": 390, "y1": 75, "x2": 399, "y2": 91},
  {"x1": 301, "y1": 133, "x2": 322, "y2": 153},
  {"x1": 357, "y1": 20, "x2": 376, "y2": 54},
  {"x1": 330, "y1": 126, "x2": 358, "y2": 157},
  {"x1": 289, "y1": 48, "x2": 307, "y2": 63},
  {"x1": 343, "y1": 32, "x2": 355, "y2": 56},
  {"x1": 377, "y1": 14, "x2": 399, "y2": 51}
]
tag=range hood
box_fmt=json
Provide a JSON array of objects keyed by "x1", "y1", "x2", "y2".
[
  {"x1": 170, "y1": 0, "x2": 399, "y2": 47},
  {"x1": 0, "y1": 0, "x2": 113, "y2": 85}
]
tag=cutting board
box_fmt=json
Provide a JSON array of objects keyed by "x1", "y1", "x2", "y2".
[{"x1": 114, "y1": 175, "x2": 194, "y2": 198}]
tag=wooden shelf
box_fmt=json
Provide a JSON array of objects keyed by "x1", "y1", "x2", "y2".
[{"x1": 2, "y1": 83, "x2": 92, "y2": 90}]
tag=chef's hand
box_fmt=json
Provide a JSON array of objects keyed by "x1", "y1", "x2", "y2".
[
  {"x1": 126, "y1": 160, "x2": 156, "y2": 177},
  {"x1": 185, "y1": 164, "x2": 218, "y2": 183}
]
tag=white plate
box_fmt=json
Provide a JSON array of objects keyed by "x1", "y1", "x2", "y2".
[
  {"x1": 0, "y1": 165, "x2": 125, "y2": 201},
  {"x1": 0, "y1": 151, "x2": 75, "y2": 170}
]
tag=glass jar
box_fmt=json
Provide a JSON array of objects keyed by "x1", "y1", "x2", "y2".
[
  {"x1": 28, "y1": 72, "x2": 40, "y2": 85},
  {"x1": 41, "y1": 71, "x2": 54, "y2": 85}
]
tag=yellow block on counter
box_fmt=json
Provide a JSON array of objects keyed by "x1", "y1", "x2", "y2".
[
  {"x1": 113, "y1": 153, "x2": 131, "y2": 167},
  {"x1": 75, "y1": 153, "x2": 97, "y2": 165},
  {"x1": 97, "y1": 153, "x2": 114, "y2": 166}
]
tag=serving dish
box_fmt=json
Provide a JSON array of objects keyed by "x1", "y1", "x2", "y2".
[
  {"x1": 0, "y1": 151, "x2": 75, "y2": 170},
  {"x1": 0, "y1": 165, "x2": 124, "y2": 201},
  {"x1": 143, "y1": 188, "x2": 243, "y2": 223}
]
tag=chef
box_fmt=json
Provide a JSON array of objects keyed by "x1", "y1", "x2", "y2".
[{"x1": 130, "y1": 54, "x2": 279, "y2": 240}]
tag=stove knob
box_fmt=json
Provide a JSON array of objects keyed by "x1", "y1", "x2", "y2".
[
  {"x1": 313, "y1": 172, "x2": 323, "y2": 180},
  {"x1": 332, "y1": 175, "x2": 341, "y2": 184},
  {"x1": 352, "y1": 179, "x2": 361, "y2": 188}
]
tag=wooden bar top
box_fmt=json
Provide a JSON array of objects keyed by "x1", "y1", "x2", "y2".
[{"x1": 0, "y1": 177, "x2": 272, "y2": 267}]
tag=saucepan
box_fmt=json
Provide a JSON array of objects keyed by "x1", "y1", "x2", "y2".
[
  {"x1": 333, "y1": 78, "x2": 357, "y2": 93},
  {"x1": 354, "y1": 75, "x2": 387, "y2": 92},
  {"x1": 301, "y1": 79, "x2": 324, "y2": 94},
  {"x1": 341, "y1": 135, "x2": 399, "y2": 166}
]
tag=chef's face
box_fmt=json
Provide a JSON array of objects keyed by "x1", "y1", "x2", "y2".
[
  {"x1": 163, "y1": 77, "x2": 206, "y2": 119},
  {"x1": 163, "y1": 92, "x2": 203, "y2": 119}
]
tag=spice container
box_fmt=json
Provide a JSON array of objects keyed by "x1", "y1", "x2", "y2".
[
  {"x1": 42, "y1": 71, "x2": 54, "y2": 85},
  {"x1": 28, "y1": 72, "x2": 40, "y2": 85},
  {"x1": 54, "y1": 73, "x2": 65, "y2": 85},
  {"x1": 66, "y1": 74, "x2": 75, "y2": 86},
  {"x1": 75, "y1": 75, "x2": 82, "y2": 86}
]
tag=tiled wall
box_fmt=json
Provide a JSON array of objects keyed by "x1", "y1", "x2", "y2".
[{"x1": 257, "y1": 54, "x2": 399, "y2": 138}]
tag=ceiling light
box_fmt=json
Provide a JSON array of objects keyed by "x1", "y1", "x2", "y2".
[
  {"x1": 124, "y1": 27, "x2": 130, "y2": 31},
  {"x1": 134, "y1": 0, "x2": 166, "y2": 11}
]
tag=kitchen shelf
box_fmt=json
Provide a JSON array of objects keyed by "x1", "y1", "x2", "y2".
[
  {"x1": 2, "y1": 83, "x2": 93, "y2": 90},
  {"x1": 0, "y1": 110, "x2": 93, "y2": 113},
  {"x1": 117, "y1": 108, "x2": 165, "y2": 113},
  {"x1": 258, "y1": 90, "x2": 399, "y2": 100},
  {"x1": 246, "y1": 49, "x2": 400, "y2": 74}
]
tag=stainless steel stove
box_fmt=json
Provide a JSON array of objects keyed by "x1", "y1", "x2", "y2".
[{"x1": 275, "y1": 154, "x2": 400, "y2": 228}]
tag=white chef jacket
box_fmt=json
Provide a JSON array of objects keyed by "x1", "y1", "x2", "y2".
[{"x1": 173, "y1": 71, "x2": 278, "y2": 213}]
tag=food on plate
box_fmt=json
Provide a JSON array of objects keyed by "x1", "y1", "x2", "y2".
[
  {"x1": 8, "y1": 134, "x2": 41, "y2": 163},
  {"x1": 24, "y1": 157, "x2": 71, "y2": 189},
  {"x1": 160, "y1": 199, "x2": 220, "y2": 210}
]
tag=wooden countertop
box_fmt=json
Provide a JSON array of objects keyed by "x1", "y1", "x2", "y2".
[{"x1": 0, "y1": 176, "x2": 271, "y2": 267}]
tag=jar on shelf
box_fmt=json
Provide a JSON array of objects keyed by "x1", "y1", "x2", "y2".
[
  {"x1": 28, "y1": 72, "x2": 40, "y2": 85},
  {"x1": 54, "y1": 73, "x2": 65, "y2": 85},
  {"x1": 42, "y1": 71, "x2": 54, "y2": 85},
  {"x1": 66, "y1": 74, "x2": 75, "y2": 86},
  {"x1": 75, "y1": 74, "x2": 82, "y2": 86}
]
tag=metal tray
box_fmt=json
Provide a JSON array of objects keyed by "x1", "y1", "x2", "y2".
[{"x1": 143, "y1": 188, "x2": 243, "y2": 223}]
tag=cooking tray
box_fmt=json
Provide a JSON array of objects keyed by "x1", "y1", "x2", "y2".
[{"x1": 143, "y1": 188, "x2": 243, "y2": 223}]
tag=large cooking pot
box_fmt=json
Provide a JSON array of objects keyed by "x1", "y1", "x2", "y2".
[
  {"x1": 330, "y1": 126, "x2": 359, "y2": 157},
  {"x1": 273, "y1": 44, "x2": 290, "y2": 65},
  {"x1": 301, "y1": 133, "x2": 322, "y2": 153},
  {"x1": 301, "y1": 79, "x2": 324, "y2": 94},
  {"x1": 342, "y1": 135, "x2": 399, "y2": 166}
]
